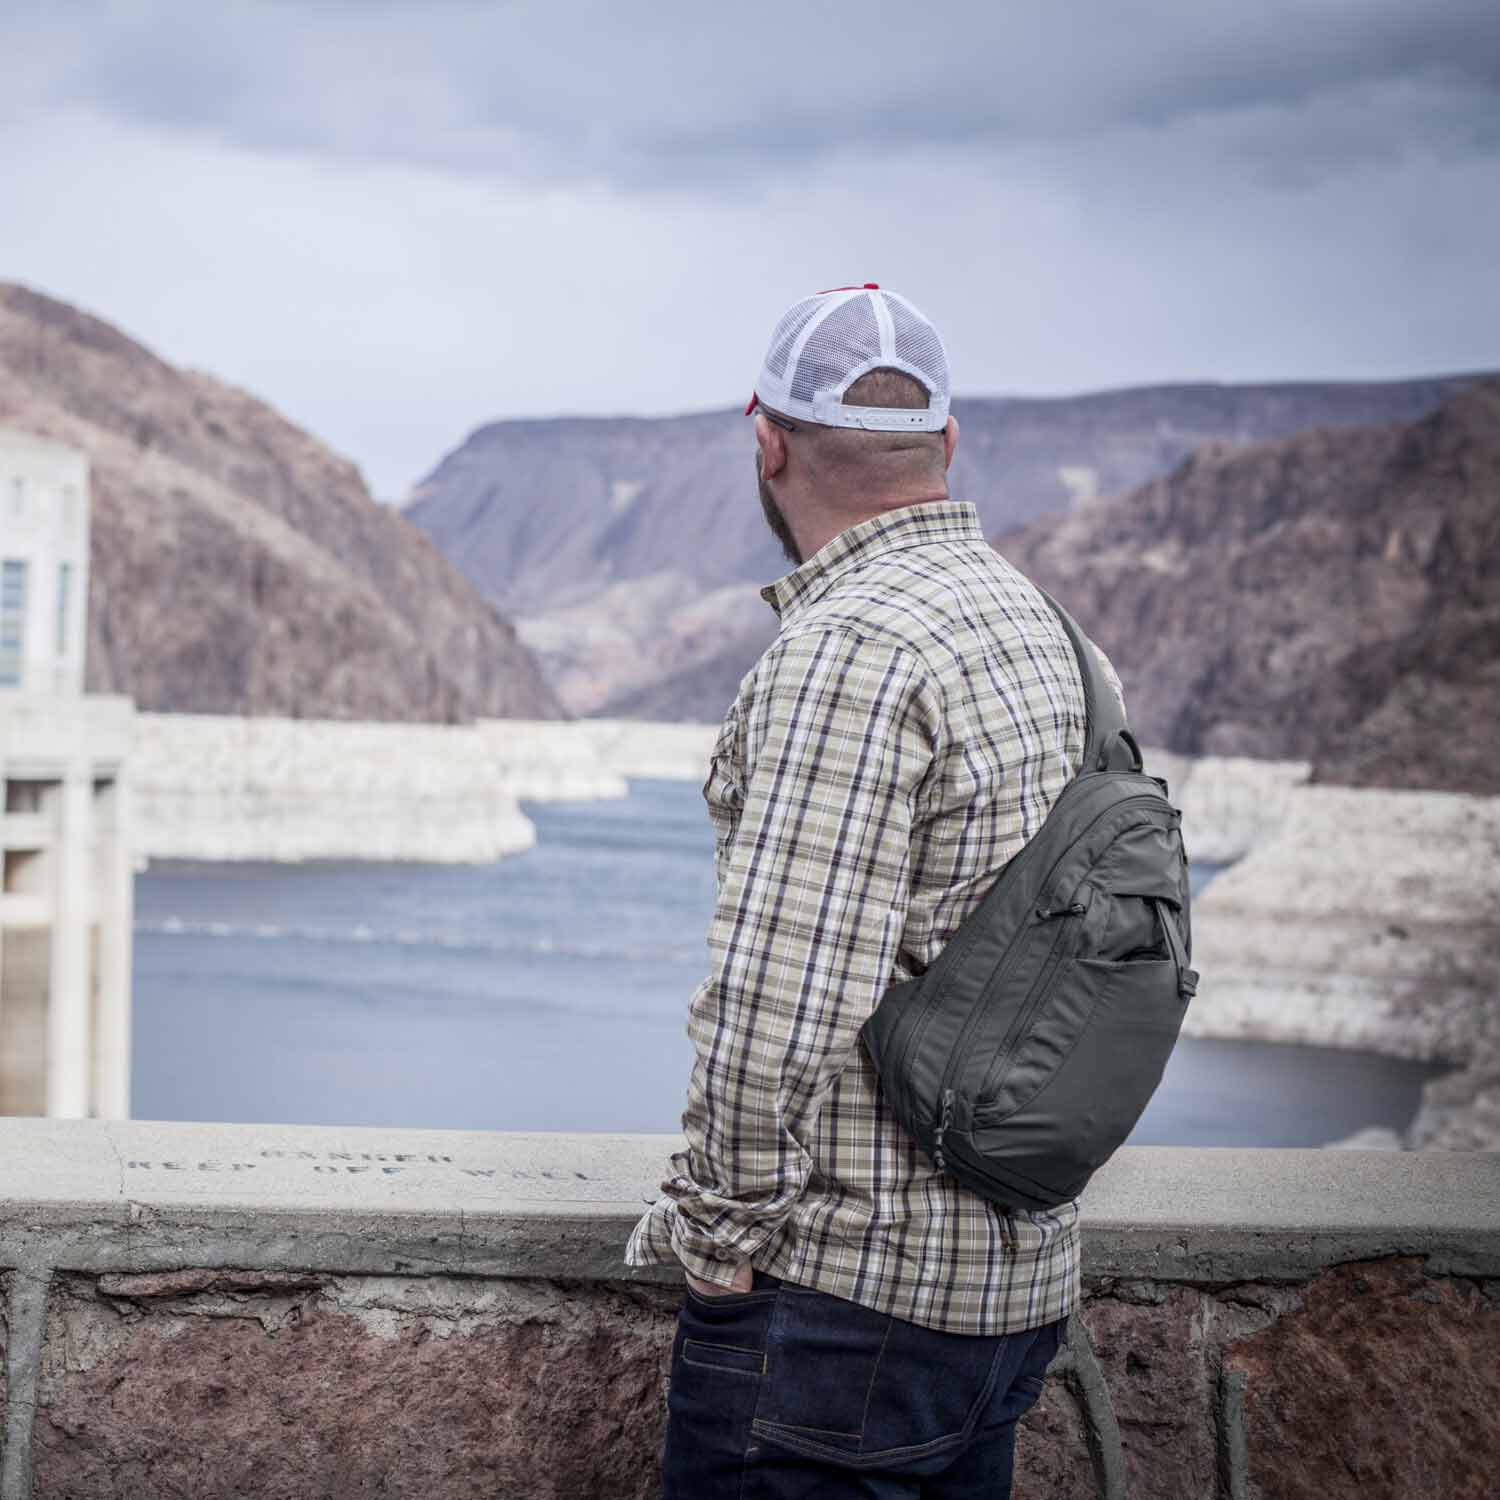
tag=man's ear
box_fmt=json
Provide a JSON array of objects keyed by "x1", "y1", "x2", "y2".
[
  {"x1": 943, "y1": 414, "x2": 960, "y2": 471},
  {"x1": 755, "y1": 414, "x2": 788, "y2": 480}
]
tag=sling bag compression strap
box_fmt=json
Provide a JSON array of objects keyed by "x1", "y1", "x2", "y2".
[{"x1": 1035, "y1": 588, "x2": 1145, "y2": 779}]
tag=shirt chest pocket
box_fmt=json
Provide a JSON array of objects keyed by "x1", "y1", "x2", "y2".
[{"x1": 704, "y1": 702, "x2": 746, "y2": 861}]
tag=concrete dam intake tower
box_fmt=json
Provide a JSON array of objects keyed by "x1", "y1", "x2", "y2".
[{"x1": 0, "y1": 427, "x2": 134, "y2": 1118}]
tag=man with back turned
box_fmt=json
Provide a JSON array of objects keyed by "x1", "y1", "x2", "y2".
[{"x1": 628, "y1": 284, "x2": 1107, "y2": 1497}]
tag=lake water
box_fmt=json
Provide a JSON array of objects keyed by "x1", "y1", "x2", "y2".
[{"x1": 133, "y1": 778, "x2": 1436, "y2": 1146}]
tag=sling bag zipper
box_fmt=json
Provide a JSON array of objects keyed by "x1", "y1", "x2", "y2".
[
  {"x1": 932, "y1": 1096, "x2": 1020, "y2": 1247},
  {"x1": 974, "y1": 901, "x2": 1087, "y2": 1107},
  {"x1": 922, "y1": 791, "x2": 1163, "y2": 1140}
]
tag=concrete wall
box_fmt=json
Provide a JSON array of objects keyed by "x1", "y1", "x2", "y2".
[{"x1": 2, "y1": 1120, "x2": 1496, "y2": 1499}]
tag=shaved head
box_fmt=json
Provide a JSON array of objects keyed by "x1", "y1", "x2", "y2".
[
  {"x1": 769, "y1": 369, "x2": 948, "y2": 495},
  {"x1": 753, "y1": 366, "x2": 961, "y2": 565}
]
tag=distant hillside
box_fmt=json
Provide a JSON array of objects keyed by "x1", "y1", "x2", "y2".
[
  {"x1": 409, "y1": 378, "x2": 1476, "y2": 611},
  {"x1": 1001, "y1": 381, "x2": 1500, "y2": 795},
  {"x1": 0, "y1": 283, "x2": 560, "y2": 721},
  {"x1": 408, "y1": 376, "x2": 1481, "y2": 719}
]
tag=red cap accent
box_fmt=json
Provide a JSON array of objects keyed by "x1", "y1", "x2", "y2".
[{"x1": 744, "y1": 392, "x2": 759, "y2": 415}]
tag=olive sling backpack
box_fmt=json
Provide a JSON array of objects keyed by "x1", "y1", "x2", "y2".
[{"x1": 861, "y1": 592, "x2": 1199, "y2": 1214}]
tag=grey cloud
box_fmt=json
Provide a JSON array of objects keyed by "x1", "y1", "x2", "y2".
[
  {"x1": 1, "y1": 0, "x2": 1495, "y2": 501},
  {"x1": 4, "y1": 0, "x2": 1498, "y2": 189}
]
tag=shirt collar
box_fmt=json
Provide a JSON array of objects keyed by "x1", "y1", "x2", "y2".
[{"x1": 759, "y1": 499, "x2": 984, "y2": 623}]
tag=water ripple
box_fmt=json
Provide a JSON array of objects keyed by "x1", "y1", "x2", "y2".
[{"x1": 136, "y1": 916, "x2": 701, "y2": 965}]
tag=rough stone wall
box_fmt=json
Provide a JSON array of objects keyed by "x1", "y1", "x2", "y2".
[
  {"x1": 1027, "y1": 1261, "x2": 1497, "y2": 1500},
  {"x1": 32, "y1": 1271, "x2": 676, "y2": 1500},
  {"x1": 1224, "y1": 1259, "x2": 1500, "y2": 1500},
  {"x1": 19, "y1": 1258, "x2": 1500, "y2": 1500},
  {"x1": 0, "y1": 1270, "x2": 8, "y2": 1421}
]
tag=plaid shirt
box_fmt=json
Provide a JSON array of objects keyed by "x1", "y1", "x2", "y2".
[{"x1": 626, "y1": 499, "x2": 1109, "y2": 1335}]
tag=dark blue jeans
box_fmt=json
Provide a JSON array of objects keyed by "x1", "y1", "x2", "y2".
[{"x1": 662, "y1": 1271, "x2": 1064, "y2": 1498}]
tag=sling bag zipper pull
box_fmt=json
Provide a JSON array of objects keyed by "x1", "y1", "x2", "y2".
[
  {"x1": 1035, "y1": 901, "x2": 1086, "y2": 922},
  {"x1": 932, "y1": 1087, "x2": 955, "y2": 1172}
]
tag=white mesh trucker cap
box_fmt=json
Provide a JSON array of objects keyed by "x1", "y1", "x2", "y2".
[{"x1": 745, "y1": 283, "x2": 951, "y2": 432}]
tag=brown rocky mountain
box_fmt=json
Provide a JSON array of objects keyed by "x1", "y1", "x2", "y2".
[
  {"x1": 999, "y1": 381, "x2": 1500, "y2": 795},
  {"x1": 0, "y1": 283, "x2": 560, "y2": 721},
  {"x1": 408, "y1": 376, "x2": 1481, "y2": 720}
]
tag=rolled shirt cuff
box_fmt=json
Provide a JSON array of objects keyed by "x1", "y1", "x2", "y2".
[
  {"x1": 668, "y1": 1214, "x2": 749, "y2": 1288},
  {"x1": 624, "y1": 1196, "x2": 752, "y2": 1289}
]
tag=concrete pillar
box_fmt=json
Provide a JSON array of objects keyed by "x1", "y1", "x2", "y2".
[
  {"x1": 0, "y1": 764, "x2": 53, "y2": 1117},
  {"x1": 46, "y1": 768, "x2": 92, "y2": 1117},
  {"x1": 0, "y1": 744, "x2": 7, "y2": 1058},
  {"x1": 92, "y1": 774, "x2": 132, "y2": 1118}
]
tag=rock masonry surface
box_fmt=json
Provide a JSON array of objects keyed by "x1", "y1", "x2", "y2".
[{"x1": 24, "y1": 1260, "x2": 1500, "y2": 1500}]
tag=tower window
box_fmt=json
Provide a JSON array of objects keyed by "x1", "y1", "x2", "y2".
[
  {"x1": 0, "y1": 558, "x2": 27, "y2": 687},
  {"x1": 57, "y1": 560, "x2": 72, "y2": 656}
]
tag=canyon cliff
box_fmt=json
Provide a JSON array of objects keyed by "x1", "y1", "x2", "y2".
[
  {"x1": 1001, "y1": 381, "x2": 1500, "y2": 795},
  {"x1": 0, "y1": 282, "x2": 560, "y2": 721}
]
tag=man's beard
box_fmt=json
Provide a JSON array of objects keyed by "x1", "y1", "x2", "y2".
[{"x1": 757, "y1": 453, "x2": 802, "y2": 566}]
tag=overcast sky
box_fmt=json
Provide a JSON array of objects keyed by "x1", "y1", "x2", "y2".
[{"x1": 2, "y1": 0, "x2": 1497, "y2": 497}]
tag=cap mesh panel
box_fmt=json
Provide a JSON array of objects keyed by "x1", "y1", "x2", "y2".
[
  {"x1": 789, "y1": 296, "x2": 879, "y2": 403},
  {"x1": 885, "y1": 294, "x2": 949, "y2": 396},
  {"x1": 765, "y1": 299, "x2": 824, "y2": 380}
]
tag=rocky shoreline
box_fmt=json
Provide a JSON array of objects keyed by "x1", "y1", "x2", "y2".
[
  {"x1": 130, "y1": 714, "x2": 616, "y2": 863},
  {"x1": 1182, "y1": 766, "x2": 1500, "y2": 1151}
]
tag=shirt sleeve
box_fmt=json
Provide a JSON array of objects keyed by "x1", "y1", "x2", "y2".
[{"x1": 631, "y1": 625, "x2": 939, "y2": 1286}]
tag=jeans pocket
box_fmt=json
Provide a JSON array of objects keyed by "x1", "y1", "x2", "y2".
[
  {"x1": 753, "y1": 1288, "x2": 1015, "y2": 1472},
  {"x1": 682, "y1": 1338, "x2": 766, "y2": 1377},
  {"x1": 665, "y1": 1296, "x2": 774, "y2": 1496},
  {"x1": 993, "y1": 1317, "x2": 1066, "y2": 1423},
  {"x1": 682, "y1": 1270, "x2": 782, "y2": 1318},
  {"x1": 748, "y1": 1289, "x2": 886, "y2": 1456}
]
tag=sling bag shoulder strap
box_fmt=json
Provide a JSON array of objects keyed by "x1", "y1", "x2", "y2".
[{"x1": 1036, "y1": 588, "x2": 1143, "y2": 776}]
